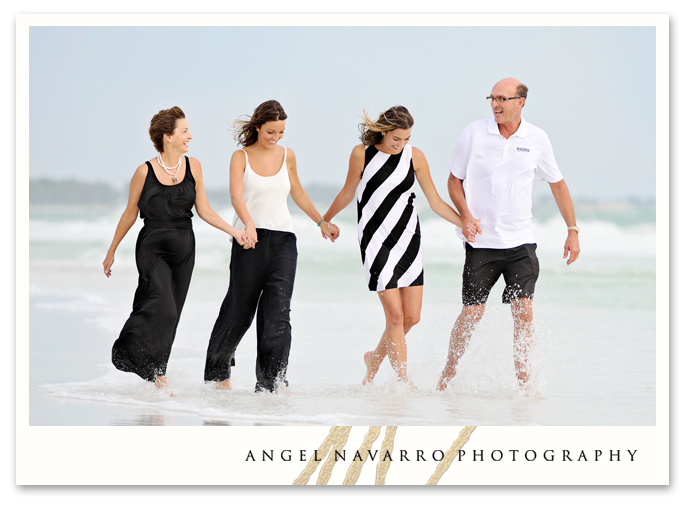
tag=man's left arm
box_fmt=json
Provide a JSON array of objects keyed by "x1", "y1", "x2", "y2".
[{"x1": 549, "y1": 179, "x2": 580, "y2": 265}]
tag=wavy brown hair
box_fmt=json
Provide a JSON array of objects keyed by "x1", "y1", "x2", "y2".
[
  {"x1": 359, "y1": 106, "x2": 414, "y2": 146},
  {"x1": 232, "y1": 100, "x2": 288, "y2": 147},
  {"x1": 149, "y1": 106, "x2": 186, "y2": 153}
]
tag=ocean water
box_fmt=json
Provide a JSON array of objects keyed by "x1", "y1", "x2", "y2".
[{"x1": 28, "y1": 203, "x2": 656, "y2": 426}]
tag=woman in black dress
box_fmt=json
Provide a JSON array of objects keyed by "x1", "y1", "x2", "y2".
[{"x1": 103, "y1": 106, "x2": 246, "y2": 394}]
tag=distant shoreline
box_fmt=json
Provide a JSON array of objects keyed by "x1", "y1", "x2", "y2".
[
  {"x1": 28, "y1": 179, "x2": 347, "y2": 209},
  {"x1": 28, "y1": 179, "x2": 656, "y2": 225}
]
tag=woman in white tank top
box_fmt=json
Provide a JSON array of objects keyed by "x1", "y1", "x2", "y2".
[{"x1": 204, "y1": 100, "x2": 339, "y2": 392}]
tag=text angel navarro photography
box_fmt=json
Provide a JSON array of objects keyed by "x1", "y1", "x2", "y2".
[{"x1": 245, "y1": 448, "x2": 639, "y2": 463}]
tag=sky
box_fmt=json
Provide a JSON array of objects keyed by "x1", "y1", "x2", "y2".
[{"x1": 29, "y1": 24, "x2": 656, "y2": 201}]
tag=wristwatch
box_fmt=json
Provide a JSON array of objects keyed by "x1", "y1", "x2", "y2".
[{"x1": 567, "y1": 226, "x2": 580, "y2": 233}]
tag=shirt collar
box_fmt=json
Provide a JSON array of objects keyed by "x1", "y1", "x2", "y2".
[{"x1": 487, "y1": 116, "x2": 528, "y2": 138}]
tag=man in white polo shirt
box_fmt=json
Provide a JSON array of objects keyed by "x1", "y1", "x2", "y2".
[{"x1": 437, "y1": 77, "x2": 580, "y2": 391}]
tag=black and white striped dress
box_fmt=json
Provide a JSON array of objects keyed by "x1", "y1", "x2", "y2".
[{"x1": 357, "y1": 143, "x2": 424, "y2": 292}]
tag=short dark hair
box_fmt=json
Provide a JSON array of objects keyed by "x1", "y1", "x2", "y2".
[{"x1": 149, "y1": 106, "x2": 186, "y2": 153}]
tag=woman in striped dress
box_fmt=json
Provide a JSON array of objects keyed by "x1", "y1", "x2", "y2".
[{"x1": 323, "y1": 106, "x2": 465, "y2": 385}]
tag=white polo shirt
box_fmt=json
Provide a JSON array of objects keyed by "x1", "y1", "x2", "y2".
[{"x1": 448, "y1": 117, "x2": 563, "y2": 249}]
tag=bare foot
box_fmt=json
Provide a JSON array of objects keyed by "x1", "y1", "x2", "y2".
[
  {"x1": 362, "y1": 351, "x2": 375, "y2": 385},
  {"x1": 155, "y1": 376, "x2": 176, "y2": 397},
  {"x1": 397, "y1": 374, "x2": 412, "y2": 386},
  {"x1": 402, "y1": 379, "x2": 418, "y2": 392},
  {"x1": 363, "y1": 351, "x2": 373, "y2": 366},
  {"x1": 215, "y1": 379, "x2": 232, "y2": 390}
]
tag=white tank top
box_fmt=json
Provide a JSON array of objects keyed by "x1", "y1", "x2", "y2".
[{"x1": 232, "y1": 147, "x2": 294, "y2": 233}]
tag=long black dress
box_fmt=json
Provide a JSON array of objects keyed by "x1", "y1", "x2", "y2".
[{"x1": 111, "y1": 157, "x2": 196, "y2": 381}]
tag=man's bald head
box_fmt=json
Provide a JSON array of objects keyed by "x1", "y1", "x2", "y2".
[
  {"x1": 493, "y1": 77, "x2": 529, "y2": 107},
  {"x1": 492, "y1": 78, "x2": 529, "y2": 107}
]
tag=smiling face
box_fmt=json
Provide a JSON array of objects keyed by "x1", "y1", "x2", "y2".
[
  {"x1": 380, "y1": 128, "x2": 412, "y2": 154},
  {"x1": 489, "y1": 79, "x2": 525, "y2": 126},
  {"x1": 256, "y1": 120, "x2": 285, "y2": 149},
  {"x1": 165, "y1": 118, "x2": 192, "y2": 155}
]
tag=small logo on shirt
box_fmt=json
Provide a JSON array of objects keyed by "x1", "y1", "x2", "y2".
[{"x1": 517, "y1": 147, "x2": 530, "y2": 152}]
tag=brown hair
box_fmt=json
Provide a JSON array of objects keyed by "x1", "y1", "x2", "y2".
[
  {"x1": 359, "y1": 106, "x2": 414, "y2": 146},
  {"x1": 149, "y1": 106, "x2": 186, "y2": 153},
  {"x1": 232, "y1": 100, "x2": 288, "y2": 147},
  {"x1": 516, "y1": 83, "x2": 529, "y2": 107}
]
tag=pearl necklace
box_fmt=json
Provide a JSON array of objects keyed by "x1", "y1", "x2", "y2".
[{"x1": 157, "y1": 154, "x2": 182, "y2": 183}]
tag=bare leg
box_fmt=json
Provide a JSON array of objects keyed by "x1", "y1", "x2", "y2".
[
  {"x1": 511, "y1": 297, "x2": 534, "y2": 386},
  {"x1": 363, "y1": 286, "x2": 423, "y2": 384},
  {"x1": 155, "y1": 375, "x2": 176, "y2": 397},
  {"x1": 436, "y1": 304, "x2": 485, "y2": 391}
]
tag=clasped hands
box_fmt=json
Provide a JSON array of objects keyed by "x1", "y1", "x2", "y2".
[
  {"x1": 320, "y1": 221, "x2": 340, "y2": 242},
  {"x1": 233, "y1": 227, "x2": 256, "y2": 249},
  {"x1": 463, "y1": 215, "x2": 483, "y2": 242}
]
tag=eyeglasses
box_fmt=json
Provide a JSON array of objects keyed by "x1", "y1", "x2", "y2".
[{"x1": 486, "y1": 96, "x2": 522, "y2": 103}]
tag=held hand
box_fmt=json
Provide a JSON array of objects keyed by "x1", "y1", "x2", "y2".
[
  {"x1": 320, "y1": 222, "x2": 340, "y2": 241},
  {"x1": 463, "y1": 216, "x2": 483, "y2": 243},
  {"x1": 103, "y1": 253, "x2": 114, "y2": 278},
  {"x1": 319, "y1": 221, "x2": 338, "y2": 242},
  {"x1": 564, "y1": 231, "x2": 581, "y2": 265},
  {"x1": 232, "y1": 228, "x2": 247, "y2": 246},
  {"x1": 244, "y1": 226, "x2": 258, "y2": 250}
]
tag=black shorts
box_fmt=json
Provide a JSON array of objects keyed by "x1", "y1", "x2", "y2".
[{"x1": 462, "y1": 243, "x2": 539, "y2": 306}]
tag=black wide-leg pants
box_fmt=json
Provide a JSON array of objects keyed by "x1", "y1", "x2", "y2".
[
  {"x1": 204, "y1": 229, "x2": 297, "y2": 391},
  {"x1": 112, "y1": 225, "x2": 195, "y2": 382}
]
